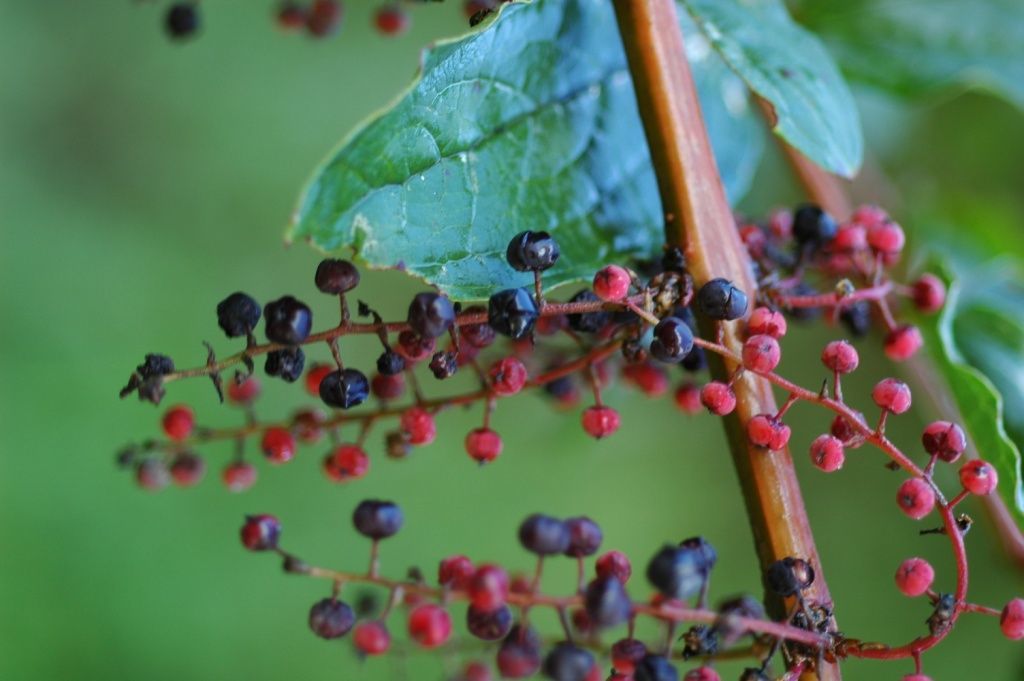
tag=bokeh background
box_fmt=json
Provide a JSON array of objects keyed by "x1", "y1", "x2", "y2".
[{"x1": 1, "y1": 2, "x2": 1023, "y2": 680}]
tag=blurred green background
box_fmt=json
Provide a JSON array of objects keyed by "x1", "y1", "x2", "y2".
[{"x1": 1, "y1": 2, "x2": 1022, "y2": 680}]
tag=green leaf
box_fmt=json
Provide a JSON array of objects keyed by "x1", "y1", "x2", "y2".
[
  {"x1": 289, "y1": 0, "x2": 762, "y2": 300},
  {"x1": 679, "y1": 0, "x2": 863, "y2": 178},
  {"x1": 802, "y1": 0, "x2": 1024, "y2": 109}
]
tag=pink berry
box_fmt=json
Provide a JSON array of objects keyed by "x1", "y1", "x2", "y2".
[
  {"x1": 747, "y1": 307, "x2": 787, "y2": 338},
  {"x1": 960, "y1": 459, "x2": 998, "y2": 496},
  {"x1": 322, "y1": 444, "x2": 369, "y2": 482},
  {"x1": 921, "y1": 421, "x2": 967, "y2": 463},
  {"x1": 894, "y1": 557, "x2": 935, "y2": 597},
  {"x1": 261, "y1": 427, "x2": 296, "y2": 464},
  {"x1": 872, "y1": 378, "x2": 912, "y2": 414},
  {"x1": 809, "y1": 435, "x2": 845, "y2": 472},
  {"x1": 684, "y1": 668, "x2": 722, "y2": 681},
  {"x1": 902, "y1": 675, "x2": 932, "y2": 681},
  {"x1": 747, "y1": 414, "x2": 791, "y2": 451},
  {"x1": 438, "y1": 555, "x2": 475, "y2": 589},
  {"x1": 768, "y1": 208, "x2": 792, "y2": 239},
  {"x1": 488, "y1": 357, "x2": 528, "y2": 396},
  {"x1": 162, "y1": 405, "x2": 194, "y2": 441},
  {"x1": 884, "y1": 325, "x2": 923, "y2": 361},
  {"x1": 305, "y1": 364, "x2": 333, "y2": 397},
  {"x1": 401, "y1": 407, "x2": 437, "y2": 445},
  {"x1": 1000, "y1": 598, "x2": 1024, "y2": 640},
  {"x1": 581, "y1": 406, "x2": 620, "y2": 439},
  {"x1": 240, "y1": 514, "x2": 280, "y2": 551},
  {"x1": 912, "y1": 274, "x2": 946, "y2": 314},
  {"x1": 867, "y1": 221, "x2": 906, "y2": 254},
  {"x1": 832, "y1": 223, "x2": 867, "y2": 252},
  {"x1": 897, "y1": 478, "x2": 936, "y2": 520},
  {"x1": 742, "y1": 334, "x2": 782, "y2": 373},
  {"x1": 674, "y1": 382, "x2": 702, "y2": 415},
  {"x1": 469, "y1": 564, "x2": 509, "y2": 611},
  {"x1": 170, "y1": 452, "x2": 205, "y2": 487},
  {"x1": 222, "y1": 461, "x2": 257, "y2": 492},
  {"x1": 227, "y1": 376, "x2": 261, "y2": 404},
  {"x1": 593, "y1": 265, "x2": 631, "y2": 301},
  {"x1": 595, "y1": 551, "x2": 632, "y2": 583},
  {"x1": 465, "y1": 428, "x2": 503, "y2": 463},
  {"x1": 371, "y1": 372, "x2": 406, "y2": 400},
  {"x1": 700, "y1": 382, "x2": 736, "y2": 416},
  {"x1": 354, "y1": 620, "x2": 391, "y2": 655},
  {"x1": 851, "y1": 204, "x2": 889, "y2": 229},
  {"x1": 740, "y1": 225, "x2": 767, "y2": 258},
  {"x1": 830, "y1": 411, "x2": 866, "y2": 444},
  {"x1": 821, "y1": 340, "x2": 859, "y2": 374},
  {"x1": 407, "y1": 604, "x2": 452, "y2": 648},
  {"x1": 374, "y1": 4, "x2": 409, "y2": 36},
  {"x1": 623, "y1": 362, "x2": 669, "y2": 397}
]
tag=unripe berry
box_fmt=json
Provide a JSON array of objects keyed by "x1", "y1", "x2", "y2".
[
  {"x1": 896, "y1": 478, "x2": 936, "y2": 519},
  {"x1": 902, "y1": 675, "x2": 932, "y2": 681},
  {"x1": 264, "y1": 295, "x2": 312, "y2": 345},
  {"x1": 371, "y1": 371, "x2": 405, "y2": 401},
  {"x1": 747, "y1": 307, "x2": 787, "y2": 338},
  {"x1": 469, "y1": 564, "x2": 509, "y2": 611},
  {"x1": 407, "y1": 604, "x2": 452, "y2": 647},
  {"x1": 584, "y1": 575, "x2": 632, "y2": 628},
  {"x1": 396, "y1": 330, "x2": 435, "y2": 363},
  {"x1": 565, "y1": 517, "x2": 603, "y2": 557},
  {"x1": 136, "y1": 459, "x2": 170, "y2": 491},
  {"x1": 462, "y1": 662, "x2": 492, "y2": 681},
  {"x1": 911, "y1": 274, "x2": 946, "y2": 313},
  {"x1": 852, "y1": 204, "x2": 889, "y2": 228},
  {"x1": 894, "y1": 557, "x2": 935, "y2": 597},
  {"x1": 497, "y1": 624, "x2": 542, "y2": 678},
  {"x1": 581, "y1": 405, "x2": 620, "y2": 439},
  {"x1": 1000, "y1": 598, "x2": 1024, "y2": 640},
  {"x1": 747, "y1": 414, "x2": 791, "y2": 451},
  {"x1": 322, "y1": 444, "x2": 369, "y2": 482},
  {"x1": 465, "y1": 428, "x2": 503, "y2": 463},
  {"x1": 506, "y1": 230, "x2": 560, "y2": 272},
  {"x1": 400, "y1": 407, "x2": 437, "y2": 445},
  {"x1": 314, "y1": 258, "x2": 360, "y2": 294},
  {"x1": 543, "y1": 643, "x2": 595, "y2": 681},
  {"x1": 518, "y1": 514, "x2": 570, "y2": 555},
  {"x1": 742, "y1": 334, "x2": 781, "y2": 373},
  {"x1": 596, "y1": 551, "x2": 632, "y2": 583},
  {"x1": 319, "y1": 368, "x2": 369, "y2": 409},
  {"x1": 739, "y1": 224, "x2": 767, "y2": 258},
  {"x1": 611, "y1": 638, "x2": 647, "y2": 674},
  {"x1": 162, "y1": 405, "x2": 194, "y2": 441},
  {"x1": 222, "y1": 461, "x2": 257, "y2": 492},
  {"x1": 489, "y1": 356, "x2": 528, "y2": 395},
  {"x1": 170, "y1": 452, "x2": 205, "y2": 487},
  {"x1": 353, "y1": 620, "x2": 390, "y2": 655},
  {"x1": 216, "y1": 292, "x2": 261, "y2": 338},
  {"x1": 872, "y1": 378, "x2": 912, "y2": 414},
  {"x1": 593, "y1": 265, "x2": 631, "y2": 301},
  {"x1": 867, "y1": 221, "x2": 905, "y2": 254},
  {"x1": 308, "y1": 598, "x2": 355, "y2": 639},
  {"x1": 304, "y1": 364, "x2": 332, "y2": 397},
  {"x1": 696, "y1": 278, "x2": 748, "y2": 321},
  {"x1": 623, "y1": 362, "x2": 669, "y2": 397},
  {"x1": 293, "y1": 408, "x2": 325, "y2": 443},
  {"x1": 466, "y1": 603, "x2": 513, "y2": 641},
  {"x1": 885, "y1": 324, "x2": 924, "y2": 362},
  {"x1": 352, "y1": 500, "x2": 403, "y2": 540},
  {"x1": 674, "y1": 383, "x2": 702, "y2": 415},
  {"x1": 700, "y1": 382, "x2": 736, "y2": 416},
  {"x1": 921, "y1": 421, "x2": 967, "y2": 463},
  {"x1": 809, "y1": 435, "x2": 845, "y2": 473},
  {"x1": 276, "y1": 2, "x2": 307, "y2": 31},
  {"x1": 960, "y1": 460, "x2": 999, "y2": 495},
  {"x1": 684, "y1": 668, "x2": 721, "y2": 681},
  {"x1": 374, "y1": 4, "x2": 409, "y2": 36},
  {"x1": 261, "y1": 427, "x2": 296, "y2": 464},
  {"x1": 240, "y1": 514, "x2": 280, "y2": 551},
  {"x1": 831, "y1": 223, "x2": 867, "y2": 252},
  {"x1": 306, "y1": 0, "x2": 342, "y2": 37},
  {"x1": 634, "y1": 654, "x2": 679, "y2": 681},
  {"x1": 821, "y1": 340, "x2": 859, "y2": 374},
  {"x1": 438, "y1": 555, "x2": 475, "y2": 589},
  {"x1": 227, "y1": 376, "x2": 261, "y2": 404}
]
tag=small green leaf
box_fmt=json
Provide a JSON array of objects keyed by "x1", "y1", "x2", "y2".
[
  {"x1": 289, "y1": 0, "x2": 762, "y2": 300},
  {"x1": 679, "y1": 0, "x2": 863, "y2": 178}
]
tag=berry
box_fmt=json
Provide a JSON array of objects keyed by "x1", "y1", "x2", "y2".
[
  {"x1": 489, "y1": 356, "x2": 528, "y2": 396},
  {"x1": 240, "y1": 514, "x2": 280, "y2": 551},
  {"x1": 634, "y1": 654, "x2": 679, "y2": 681},
  {"x1": 872, "y1": 378, "x2": 912, "y2": 414},
  {"x1": 840, "y1": 300, "x2": 871, "y2": 337},
  {"x1": 623, "y1": 362, "x2": 669, "y2": 397},
  {"x1": 611, "y1": 638, "x2": 647, "y2": 674},
  {"x1": 593, "y1": 265, "x2": 632, "y2": 302},
  {"x1": 1000, "y1": 598, "x2": 1024, "y2": 640},
  {"x1": 581, "y1": 406, "x2": 620, "y2": 439},
  {"x1": 305, "y1": 364, "x2": 333, "y2": 397},
  {"x1": 565, "y1": 517, "x2": 603, "y2": 557},
  {"x1": 911, "y1": 274, "x2": 946, "y2": 313},
  {"x1": 832, "y1": 223, "x2": 867, "y2": 252},
  {"x1": 681, "y1": 345, "x2": 707, "y2": 372},
  {"x1": 222, "y1": 461, "x2": 257, "y2": 492},
  {"x1": 429, "y1": 351, "x2": 458, "y2": 379},
  {"x1": 462, "y1": 307, "x2": 497, "y2": 347},
  {"x1": 261, "y1": 427, "x2": 296, "y2": 464},
  {"x1": 376, "y1": 350, "x2": 406, "y2": 376},
  {"x1": 746, "y1": 414, "x2": 791, "y2": 451},
  {"x1": 852, "y1": 204, "x2": 889, "y2": 228},
  {"x1": 543, "y1": 643, "x2": 595, "y2": 681},
  {"x1": 322, "y1": 444, "x2": 369, "y2": 482},
  {"x1": 741, "y1": 334, "x2": 781, "y2": 373},
  {"x1": 596, "y1": 551, "x2": 632, "y2": 583},
  {"x1": 294, "y1": 408, "x2": 325, "y2": 443},
  {"x1": 792, "y1": 204, "x2": 838, "y2": 247},
  {"x1": 884, "y1": 325, "x2": 923, "y2": 361},
  {"x1": 162, "y1": 405, "x2": 194, "y2": 441},
  {"x1": 674, "y1": 383, "x2": 702, "y2": 415},
  {"x1": 646, "y1": 544, "x2": 706, "y2": 600},
  {"x1": 497, "y1": 625, "x2": 542, "y2": 679},
  {"x1": 136, "y1": 459, "x2": 170, "y2": 491},
  {"x1": 308, "y1": 598, "x2": 355, "y2": 639},
  {"x1": 353, "y1": 620, "x2": 390, "y2": 655},
  {"x1": 830, "y1": 412, "x2": 866, "y2": 443},
  {"x1": 438, "y1": 555, "x2": 475, "y2": 589},
  {"x1": 408, "y1": 292, "x2": 456, "y2": 339},
  {"x1": 960, "y1": 460, "x2": 999, "y2": 495},
  {"x1": 566, "y1": 289, "x2": 611, "y2": 334},
  {"x1": 352, "y1": 500, "x2": 403, "y2": 540},
  {"x1": 264, "y1": 296, "x2": 313, "y2": 345},
  {"x1": 137, "y1": 353, "x2": 175, "y2": 378},
  {"x1": 400, "y1": 407, "x2": 436, "y2": 445},
  {"x1": 894, "y1": 557, "x2": 935, "y2": 597},
  {"x1": 462, "y1": 662, "x2": 492, "y2": 681},
  {"x1": 747, "y1": 307, "x2": 787, "y2": 338},
  {"x1": 469, "y1": 564, "x2": 509, "y2": 611},
  {"x1": 264, "y1": 347, "x2": 305, "y2": 382},
  {"x1": 584, "y1": 575, "x2": 632, "y2": 628},
  {"x1": 488, "y1": 288, "x2": 538, "y2": 339},
  {"x1": 465, "y1": 428, "x2": 503, "y2": 463},
  {"x1": 684, "y1": 668, "x2": 721, "y2": 681},
  {"x1": 408, "y1": 604, "x2": 452, "y2": 648},
  {"x1": 821, "y1": 340, "x2": 859, "y2": 374},
  {"x1": 764, "y1": 557, "x2": 814, "y2": 596},
  {"x1": 314, "y1": 258, "x2": 360, "y2": 294},
  {"x1": 700, "y1": 382, "x2": 736, "y2": 416},
  {"x1": 768, "y1": 208, "x2": 793, "y2": 239},
  {"x1": 466, "y1": 603, "x2": 513, "y2": 641},
  {"x1": 227, "y1": 376, "x2": 261, "y2": 404},
  {"x1": 306, "y1": 0, "x2": 342, "y2": 36},
  {"x1": 276, "y1": 2, "x2": 307, "y2": 30},
  {"x1": 165, "y1": 3, "x2": 199, "y2": 39},
  {"x1": 650, "y1": 317, "x2": 695, "y2": 363},
  {"x1": 518, "y1": 514, "x2": 571, "y2": 555},
  {"x1": 809, "y1": 434, "x2": 845, "y2": 473},
  {"x1": 319, "y1": 368, "x2": 369, "y2": 409},
  {"x1": 546, "y1": 375, "x2": 580, "y2": 407},
  {"x1": 396, "y1": 330, "x2": 435, "y2": 362},
  {"x1": 897, "y1": 478, "x2": 936, "y2": 519},
  {"x1": 921, "y1": 421, "x2": 967, "y2": 463},
  {"x1": 867, "y1": 221, "x2": 906, "y2": 254},
  {"x1": 506, "y1": 231, "x2": 560, "y2": 272},
  {"x1": 170, "y1": 452, "x2": 205, "y2": 487},
  {"x1": 696, "y1": 279, "x2": 748, "y2": 321},
  {"x1": 216, "y1": 292, "x2": 261, "y2": 338},
  {"x1": 374, "y1": 4, "x2": 409, "y2": 36}
]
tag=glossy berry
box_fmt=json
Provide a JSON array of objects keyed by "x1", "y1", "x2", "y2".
[
  {"x1": 408, "y1": 604, "x2": 452, "y2": 648},
  {"x1": 165, "y1": 3, "x2": 199, "y2": 39},
  {"x1": 747, "y1": 307, "x2": 787, "y2": 338},
  {"x1": 683, "y1": 668, "x2": 721, "y2": 681},
  {"x1": 867, "y1": 221, "x2": 906, "y2": 254},
  {"x1": 700, "y1": 382, "x2": 736, "y2": 416},
  {"x1": 308, "y1": 598, "x2": 355, "y2": 639},
  {"x1": 136, "y1": 459, "x2": 170, "y2": 491},
  {"x1": 408, "y1": 293, "x2": 456, "y2": 339},
  {"x1": 650, "y1": 317, "x2": 695, "y2": 363},
  {"x1": 374, "y1": 4, "x2": 409, "y2": 35},
  {"x1": 581, "y1": 406, "x2": 620, "y2": 439},
  {"x1": 593, "y1": 265, "x2": 632, "y2": 302},
  {"x1": 488, "y1": 288, "x2": 538, "y2": 339},
  {"x1": 1000, "y1": 598, "x2": 1024, "y2": 640},
  {"x1": 647, "y1": 545, "x2": 706, "y2": 600},
  {"x1": 696, "y1": 278, "x2": 748, "y2": 321},
  {"x1": 264, "y1": 347, "x2": 305, "y2": 382},
  {"x1": 400, "y1": 407, "x2": 436, "y2": 445},
  {"x1": 960, "y1": 460, "x2": 999, "y2": 496},
  {"x1": 567, "y1": 289, "x2": 610, "y2": 333},
  {"x1": 809, "y1": 434, "x2": 845, "y2": 473},
  {"x1": 306, "y1": 0, "x2": 342, "y2": 36},
  {"x1": 466, "y1": 603, "x2": 513, "y2": 641},
  {"x1": 376, "y1": 350, "x2": 406, "y2": 376},
  {"x1": 170, "y1": 452, "x2": 205, "y2": 487},
  {"x1": 438, "y1": 555, "x2": 475, "y2": 589},
  {"x1": 227, "y1": 376, "x2": 261, "y2": 404},
  {"x1": 596, "y1": 551, "x2": 632, "y2": 583},
  {"x1": 543, "y1": 643, "x2": 595, "y2": 681},
  {"x1": 884, "y1": 325, "x2": 923, "y2": 361},
  {"x1": 261, "y1": 427, "x2": 296, "y2": 464},
  {"x1": 921, "y1": 421, "x2": 967, "y2": 463},
  {"x1": 319, "y1": 368, "x2": 369, "y2": 409},
  {"x1": 222, "y1": 461, "x2": 257, "y2": 492},
  {"x1": 465, "y1": 428, "x2": 503, "y2": 463},
  {"x1": 396, "y1": 330, "x2": 435, "y2": 363},
  {"x1": 469, "y1": 564, "x2": 509, "y2": 611},
  {"x1": 240, "y1": 514, "x2": 280, "y2": 551},
  {"x1": 674, "y1": 383, "x2": 702, "y2": 415},
  {"x1": 506, "y1": 231, "x2": 560, "y2": 272},
  {"x1": 894, "y1": 557, "x2": 935, "y2": 597},
  {"x1": 764, "y1": 557, "x2": 814, "y2": 596},
  {"x1": 322, "y1": 444, "x2": 369, "y2": 482},
  {"x1": 489, "y1": 356, "x2": 528, "y2": 396},
  {"x1": 565, "y1": 517, "x2": 603, "y2": 557},
  {"x1": 497, "y1": 625, "x2": 542, "y2": 678},
  {"x1": 584, "y1": 575, "x2": 632, "y2": 628},
  {"x1": 305, "y1": 364, "x2": 333, "y2": 397},
  {"x1": 519, "y1": 514, "x2": 570, "y2": 555},
  {"x1": 353, "y1": 620, "x2": 390, "y2": 655},
  {"x1": 897, "y1": 478, "x2": 936, "y2": 519},
  {"x1": 912, "y1": 274, "x2": 946, "y2": 313},
  {"x1": 611, "y1": 638, "x2": 647, "y2": 674},
  {"x1": 264, "y1": 296, "x2": 313, "y2": 345},
  {"x1": 216, "y1": 292, "x2": 261, "y2": 338},
  {"x1": 352, "y1": 500, "x2": 403, "y2": 540},
  {"x1": 872, "y1": 378, "x2": 912, "y2": 414},
  {"x1": 741, "y1": 334, "x2": 781, "y2": 373},
  {"x1": 792, "y1": 204, "x2": 838, "y2": 247},
  {"x1": 162, "y1": 405, "x2": 194, "y2": 441},
  {"x1": 821, "y1": 340, "x2": 859, "y2": 374},
  {"x1": 634, "y1": 654, "x2": 679, "y2": 681},
  {"x1": 746, "y1": 414, "x2": 791, "y2": 451},
  {"x1": 314, "y1": 258, "x2": 360, "y2": 294}
]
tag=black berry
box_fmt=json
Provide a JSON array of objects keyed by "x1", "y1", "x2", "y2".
[
  {"x1": 265, "y1": 347, "x2": 305, "y2": 382},
  {"x1": 542, "y1": 642, "x2": 595, "y2": 681},
  {"x1": 216, "y1": 292, "x2": 261, "y2": 338},
  {"x1": 840, "y1": 300, "x2": 871, "y2": 337},
  {"x1": 583, "y1": 575, "x2": 631, "y2": 628},
  {"x1": 466, "y1": 603, "x2": 513, "y2": 641},
  {"x1": 319, "y1": 368, "x2": 369, "y2": 409},
  {"x1": 696, "y1": 279, "x2": 748, "y2": 321},
  {"x1": 408, "y1": 293, "x2": 456, "y2": 339},
  {"x1": 764, "y1": 557, "x2": 815, "y2": 597},
  {"x1": 564, "y1": 517, "x2": 602, "y2": 557},
  {"x1": 646, "y1": 544, "x2": 706, "y2": 600},
  {"x1": 506, "y1": 231, "x2": 560, "y2": 272},
  {"x1": 315, "y1": 259, "x2": 360, "y2": 294},
  {"x1": 429, "y1": 351, "x2": 458, "y2": 379},
  {"x1": 566, "y1": 289, "x2": 610, "y2": 333},
  {"x1": 634, "y1": 654, "x2": 678, "y2": 681},
  {"x1": 264, "y1": 296, "x2": 313, "y2": 345},
  {"x1": 165, "y1": 3, "x2": 199, "y2": 39},
  {"x1": 308, "y1": 598, "x2": 355, "y2": 639},
  {"x1": 662, "y1": 246, "x2": 686, "y2": 273},
  {"x1": 681, "y1": 346, "x2": 706, "y2": 372},
  {"x1": 488, "y1": 288, "x2": 538, "y2": 339},
  {"x1": 518, "y1": 514, "x2": 570, "y2": 556},
  {"x1": 137, "y1": 353, "x2": 174, "y2": 378},
  {"x1": 352, "y1": 500, "x2": 403, "y2": 540},
  {"x1": 792, "y1": 204, "x2": 838, "y2": 248},
  {"x1": 650, "y1": 317, "x2": 695, "y2": 363},
  {"x1": 376, "y1": 350, "x2": 406, "y2": 376}
]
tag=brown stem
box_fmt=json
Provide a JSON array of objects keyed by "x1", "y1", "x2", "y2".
[{"x1": 612, "y1": 2, "x2": 840, "y2": 678}]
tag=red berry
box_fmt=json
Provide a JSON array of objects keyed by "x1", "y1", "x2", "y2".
[
  {"x1": 902, "y1": 675, "x2": 932, "y2": 681},
  {"x1": 371, "y1": 372, "x2": 406, "y2": 400},
  {"x1": 700, "y1": 382, "x2": 736, "y2": 416},
  {"x1": 747, "y1": 414, "x2": 791, "y2": 451},
  {"x1": 306, "y1": 364, "x2": 333, "y2": 397},
  {"x1": 222, "y1": 461, "x2": 257, "y2": 492},
  {"x1": 322, "y1": 444, "x2": 369, "y2": 482},
  {"x1": 809, "y1": 434, "x2": 845, "y2": 473},
  {"x1": 593, "y1": 265, "x2": 631, "y2": 301},
  {"x1": 488, "y1": 357, "x2": 528, "y2": 396},
  {"x1": 739, "y1": 225, "x2": 767, "y2": 258},
  {"x1": 921, "y1": 421, "x2": 967, "y2": 463},
  {"x1": 872, "y1": 378, "x2": 912, "y2": 414},
  {"x1": 884, "y1": 325, "x2": 923, "y2": 361},
  {"x1": 1000, "y1": 598, "x2": 1024, "y2": 640},
  {"x1": 353, "y1": 620, "x2": 390, "y2": 655},
  {"x1": 240, "y1": 514, "x2": 280, "y2": 551},
  {"x1": 400, "y1": 407, "x2": 437, "y2": 445},
  {"x1": 374, "y1": 3, "x2": 409, "y2": 36},
  {"x1": 610, "y1": 638, "x2": 647, "y2": 674},
  {"x1": 821, "y1": 340, "x2": 859, "y2": 374},
  {"x1": 894, "y1": 557, "x2": 934, "y2": 597},
  {"x1": 306, "y1": 0, "x2": 342, "y2": 37},
  {"x1": 674, "y1": 382, "x2": 702, "y2": 415},
  {"x1": 462, "y1": 661, "x2": 492, "y2": 681},
  {"x1": 851, "y1": 204, "x2": 888, "y2": 229},
  {"x1": 768, "y1": 209, "x2": 792, "y2": 239},
  {"x1": 960, "y1": 459, "x2": 999, "y2": 496},
  {"x1": 136, "y1": 459, "x2": 170, "y2": 491},
  {"x1": 396, "y1": 330, "x2": 435, "y2": 363},
  {"x1": 261, "y1": 427, "x2": 296, "y2": 464},
  {"x1": 170, "y1": 452, "x2": 205, "y2": 487},
  {"x1": 162, "y1": 405, "x2": 194, "y2": 441},
  {"x1": 623, "y1": 362, "x2": 669, "y2": 397},
  {"x1": 439, "y1": 555, "x2": 475, "y2": 589},
  {"x1": 747, "y1": 307, "x2": 787, "y2": 338},
  {"x1": 911, "y1": 274, "x2": 946, "y2": 314},
  {"x1": 896, "y1": 478, "x2": 935, "y2": 520},
  {"x1": 742, "y1": 334, "x2": 781, "y2": 373},
  {"x1": 293, "y1": 409, "x2": 326, "y2": 443},
  {"x1": 581, "y1": 406, "x2": 620, "y2": 439},
  {"x1": 227, "y1": 376, "x2": 261, "y2": 404},
  {"x1": 276, "y1": 3, "x2": 307, "y2": 31},
  {"x1": 407, "y1": 604, "x2": 452, "y2": 648},
  {"x1": 465, "y1": 428, "x2": 503, "y2": 463},
  {"x1": 867, "y1": 221, "x2": 905, "y2": 254},
  {"x1": 830, "y1": 411, "x2": 866, "y2": 444},
  {"x1": 469, "y1": 564, "x2": 509, "y2": 611},
  {"x1": 595, "y1": 551, "x2": 632, "y2": 583},
  {"x1": 831, "y1": 223, "x2": 867, "y2": 252},
  {"x1": 684, "y1": 668, "x2": 722, "y2": 681}
]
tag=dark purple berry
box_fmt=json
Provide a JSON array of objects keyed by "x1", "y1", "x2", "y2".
[
  {"x1": 377, "y1": 350, "x2": 406, "y2": 376},
  {"x1": 567, "y1": 289, "x2": 610, "y2": 333},
  {"x1": 497, "y1": 625, "x2": 542, "y2": 678},
  {"x1": 696, "y1": 279, "x2": 748, "y2": 321},
  {"x1": 240, "y1": 514, "x2": 280, "y2": 551},
  {"x1": 429, "y1": 351, "x2": 458, "y2": 379},
  {"x1": 137, "y1": 353, "x2": 175, "y2": 378},
  {"x1": 408, "y1": 293, "x2": 456, "y2": 338},
  {"x1": 679, "y1": 536, "x2": 717, "y2": 573},
  {"x1": 165, "y1": 3, "x2": 199, "y2": 39},
  {"x1": 840, "y1": 300, "x2": 871, "y2": 337},
  {"x1": 466, "y1": 603, "x2": 513, "y2": 640},
  {"x1": 787, "y1": 283, "x2": 822, "y2": 322},
  {"x1": 315, "y1": 259, "x2": 360, "y2": 294},
  {"x1": 518, "y1": 514, "x2": 570, "y2": 556},
  {"x1": 506, "y1": 231, "x2": 560, "y2": 272},
  {"x1": 461, "y1": 306, "x2": 497, "y2": 348},
  {"x1": 646, "y1": 544, "x2": 706, "y2": 600},
  {"x1": 650, "y1": 317, "x2": 695, "y2": 363},
  {"x1": 662, "y1": 246, "x2": 686, "y2": 273},
  {"x1": 264, "y1": 347, "x2": 305, "y2": 382},
  {"x1": 764, "y1": 557, "x2": 815, "y2": 597},
  {"x1": 792, "y1": 204, "x2": 838, "y2": 248},
  {"x1": 583, "y1": 575, "x2": 631, "y2": 628},
  {"x1": 564, "y1": 517, "x2": 602, "y2": 557},
  {"x1": 634, "y1": 654, "x2": 678, "y2": 681},
  {"x1": 488, "y1": 288, "x2": 538, "y2": 339},
  {"x1": 319, "y1": 368, "x2": 369, "y2": 409},
  {"x1": 542, "y1": 642, "x2": 594, "y2": 681},
  {"x1": 352, "y1": 500, "x2": 403, "y2": 540},
  {"x1": 216, "y1": 292, "x2": 261, "y2": 338},
  {"x1": 681, "y1": 346, "x2": 706, "y2": 372},
  {"x1": 264, "y1": 296, "x2": 313, "y2": 345},
  {"x1": 308, "y1": 598, "x2": 355, "y2": 639}
]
